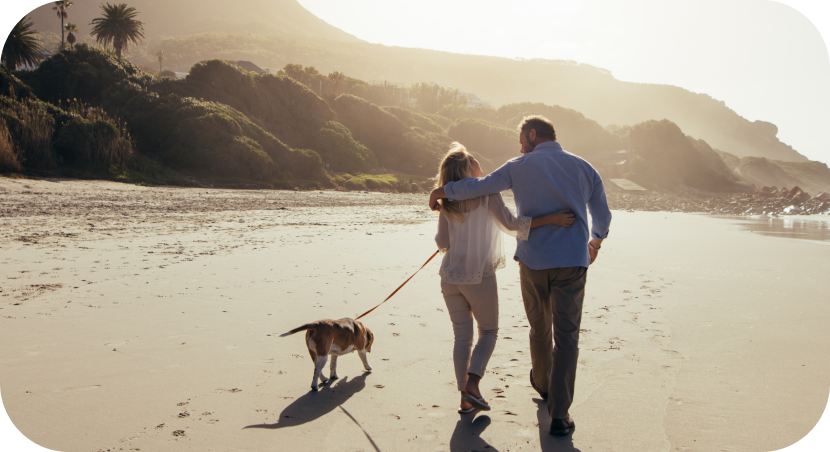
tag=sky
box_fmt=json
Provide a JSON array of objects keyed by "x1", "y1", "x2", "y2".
[{"x1": 295, "y1": 0, "x2": 830, "y2": 165}]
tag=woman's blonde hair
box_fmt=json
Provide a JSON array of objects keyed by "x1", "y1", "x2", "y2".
[{"x1": 435, "y1": 142, "x2": 476, "y2": 223}]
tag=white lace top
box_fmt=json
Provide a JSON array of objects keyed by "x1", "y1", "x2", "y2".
[{"x1": 435, "y1": 193, "x2": 531, "y2": 285}]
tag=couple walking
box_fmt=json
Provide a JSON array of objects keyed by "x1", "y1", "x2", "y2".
[{"x1": 429, "y1": 115, "x2": 612, "y2": 436}]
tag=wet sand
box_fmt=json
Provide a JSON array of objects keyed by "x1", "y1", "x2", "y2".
[{"x1": 1, "y1": 178, "x2": 829, "y2": 451}]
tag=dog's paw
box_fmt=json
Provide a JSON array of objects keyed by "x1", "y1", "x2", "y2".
[
  {"x1": 329, "y1": 374, "x2": 339, "y2": 381},
  {"x1": 319, "y1": 375, "x2": 329, "y2": 384},
  {"x1": 364, "y1": 366, "x2": 373, "y2": 372},
  {"x1": 310, "y1": 385, "x2": 319, "y2": 392}
]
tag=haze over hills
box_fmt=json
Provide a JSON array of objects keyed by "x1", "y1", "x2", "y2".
[
  {"x1": 27, "y1": 0, "x2": 362, "y2": 43},
  {"x1": 21, "y1": 0, "x2": 809, "y2": 164}
]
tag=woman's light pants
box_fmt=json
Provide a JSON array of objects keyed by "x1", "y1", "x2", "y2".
[{"x1": 441, "y1": 275, "x2": 499, "y2": 392}]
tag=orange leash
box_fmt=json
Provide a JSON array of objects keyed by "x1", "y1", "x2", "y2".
[{"x1": 355, "y1": 250, "x2": 440, "y2": 320}]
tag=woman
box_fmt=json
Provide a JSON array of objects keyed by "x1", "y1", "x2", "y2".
[{"x1": 434, "y1": 143, "x2": 575, "y2": 413}]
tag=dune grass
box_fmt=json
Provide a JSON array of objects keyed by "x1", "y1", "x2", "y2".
[
  {"x1": 0, "y1": 120, "x2": 21, "y2": 172},
  {"x1": 331, "y1": 173, "x2": 431, "y2": 192}
]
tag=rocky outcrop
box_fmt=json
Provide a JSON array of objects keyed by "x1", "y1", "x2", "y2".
[
  {"x1": 607, "y1": 185, "x2": 830, "y2": 216},
  {"x1": 734, "y1": 157, "x2": 799, "y2": 189}
]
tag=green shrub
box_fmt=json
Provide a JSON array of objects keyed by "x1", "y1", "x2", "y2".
[
  {"x1": 332, "y1": 94, "x2": 407, "y2": 144},
  {"x1": 1, "y1": 66, "x2": 36, "y2": 100},
  {"x1": 115, "y1": 153, "x2": 196, "y2": 186},
  {"x1": 312, "y1": 121, "x2": 377, "y2": 173},
  {"x1": 343, "y1": 176, "x2": 365, "y2": 191},
  {"x1": 0, "y1": 96, "x2": 54, "y2": 168},
  {"x1": 52, "y1": 118, "x2": 132, "y2": 167},
  {"x1": 126, "y1": 95, "x2": 281, "y2": 179},
  {"x1": 175, "y1": 60, "x2": 337, "y2": 148},
  {"x1": 30, "y1": 44, "x2": 154, "y2": 106},
  {"x1": 25, "y1": 46, "x2": 329, "y2": 183},
  {"x1": 337, "y1": 173, "x2": 430, "y2": 192},
  {"x1": 152, "y1": 60, "x2": 360, "y2": 177}
]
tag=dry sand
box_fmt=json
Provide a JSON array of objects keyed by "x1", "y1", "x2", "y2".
[{"x1": 1, "y1": 177, "x2": 829, "y2": 452}]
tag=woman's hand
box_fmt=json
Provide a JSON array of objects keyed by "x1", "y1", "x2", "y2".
[
  {"x1": 429, "y1": 187, "x2": 446, "y2": 211},
  {"x1": 546, "y1": 209, "x2": 575, "y2": 227}
]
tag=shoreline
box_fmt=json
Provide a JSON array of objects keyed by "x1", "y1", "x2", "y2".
[{"x1": 3, "y1": 174, "x2": 829, "y2": 219}]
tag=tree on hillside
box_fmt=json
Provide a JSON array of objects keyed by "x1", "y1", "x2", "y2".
[
  {"x1": 64, "y1": 23, "x2": 78, "y2": 50},
  {"x1": 156, "y1": 50, "x2": 163, "y2": 72},
  {"x1": 90, "y1": 3, "x2": 145, "y2": 59},
  {"x1": 281, "y1": 63, "x2": 304, "y2": 81},
  {"x1": 303, "y1": 66, "x2": 321, "y2": 91},
  {"x1": 2, "y1": 17, "x2": 44, "y2": 71},
  {"x1": 409, "y1": 82, "x2": 467, "y2": 114},
  {"x1": 328, "y1": 70, "x2": 345, "y2": 95},
  {"x1": 280, "y1": 63, "x2": 328, "y2": 92},
  {"x1": 53, "y1": 0, "x2": 72, "y2": 49}
]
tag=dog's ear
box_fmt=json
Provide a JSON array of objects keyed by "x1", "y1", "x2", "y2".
[{"x1": 366, "y1": 329, "x2": 374, "y2": 353}]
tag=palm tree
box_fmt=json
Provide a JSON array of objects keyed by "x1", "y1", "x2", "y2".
[
  {"x1": 53, "y1": 0, "x2": 73, "y2": 49},
  {"x1": 90, "y1": 3, "x2": 145, "y2": 59},
  {"x1": 156, "y1": 50, "x2": 164, "y2": 72},
  {"x1": 65, "y1": 23, "x2": 78, "y2": 50},
  {"x1": 2, "y1": 17, "x2": 44, "y2": 71}
]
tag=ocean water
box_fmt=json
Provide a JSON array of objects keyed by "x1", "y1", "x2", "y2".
[{"x1": 714, "y1": 214, "x2": 830, "y2": 242}]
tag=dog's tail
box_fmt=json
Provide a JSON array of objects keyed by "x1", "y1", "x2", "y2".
[{"x1": 279, "y1": 323, "x2": 315, "y2": 337}]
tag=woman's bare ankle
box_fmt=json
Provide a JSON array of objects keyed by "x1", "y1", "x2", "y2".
[
  {"x1": 464, "y1": 373, "x2": 483, "y2": 399},
  {"x1": 459, "y1": 391, "x2": 473, "y2": 409}
]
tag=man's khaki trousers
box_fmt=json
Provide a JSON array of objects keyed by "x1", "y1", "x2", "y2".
[{"x1": 519, "y1": 262, "x2": 587, "y2": 419}]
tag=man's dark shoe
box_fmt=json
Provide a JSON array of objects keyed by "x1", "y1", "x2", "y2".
[
  {"x1": 549, "y1": 415, "x2": 575, "y2": 436},
  {"x1": 529, "y1": 369, "x2": 548, "y2": 401}
]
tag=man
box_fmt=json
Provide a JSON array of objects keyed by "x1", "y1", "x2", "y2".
[{"x1": 429, "y1": 115, "x2": 611, "y2": 436}]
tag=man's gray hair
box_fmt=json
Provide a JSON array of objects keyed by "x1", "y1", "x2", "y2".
[{"x1": 518, "y1": 115, "x2": 556, "y2": 141}]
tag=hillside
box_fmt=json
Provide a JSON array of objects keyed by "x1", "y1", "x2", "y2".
[
  {"x1": 57, "y1": 31, "x2": 802, "y2": 165},
  {"x1": 26, "y1": 0, "x2": 361, "y2": 44},
  {"x1": 4, "y1": 45, "x2": 760, "y2": 195}
]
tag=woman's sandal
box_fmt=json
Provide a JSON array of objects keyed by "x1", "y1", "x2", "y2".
[
  {"x1": 457, "y1": 406, "x2": 477, "y2": 414},
  {"x1": 461, "y1": 394, "x2": 491, "y2": 411}
]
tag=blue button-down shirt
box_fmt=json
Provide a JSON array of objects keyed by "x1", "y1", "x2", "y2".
[{"x1": 444, "y1": 141, "x2": 612, "y2": 270}]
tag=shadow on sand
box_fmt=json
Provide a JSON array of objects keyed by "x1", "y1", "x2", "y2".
[
  {"x1": 243, "y1": 373, "x2": 369, "y2": 430},
  {"x1": 450, "y1": 414, "x2": 499, "y2": 452},
  {"x1": 535, "y1": 398, "x2": 581, "y2": 452}
]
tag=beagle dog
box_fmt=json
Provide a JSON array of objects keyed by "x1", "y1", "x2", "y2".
[{"x1": 280, "y1": 318, "x2": 374, "y2": 391}]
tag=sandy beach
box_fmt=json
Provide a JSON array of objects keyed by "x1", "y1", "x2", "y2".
[{"x1": 1, "y1": 177, "x2": 829, "y2": 452}]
